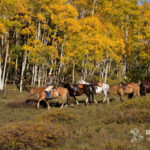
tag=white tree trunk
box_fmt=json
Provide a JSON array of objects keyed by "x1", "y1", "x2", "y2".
[
  {"x1": 38, "y1": 66, "x2": 41, "y2": 87},
  {"x1": 20, "y1": 51, "x2": 27, "y2": 92},
  {"x1": 104, "y1": 63, "x2": 109, "y2": 83},
  {"x1": 33, "y1": 65, "x2": 38, "y2": 86},
  {"x1": 31, "y1": 65, "x2": 35, "y2": 86},
  {"x1": 92, "y1": 0, "x2": 97, "y2": 16},
  {"x1": 0, "y1": 33, "x2": 9, "y2": 90},
  {"x1": 122, "y1": 14, "x2": 129, "y2": 77},
  {"x1": 13, "y1": 56, "x2": 18, "y2": 85},
  {"x1": 0, "y1": 50, "x2": 3, "y2": 90},
  {"x1": 72, "y1": 63, "x2": 75, "y2": 82},
  {"x1": 5, "y1": 54, "x2": 11, "y2": 87},
  {"x1": 58, "y1": 36, "x2": 66, "y2": 76}
]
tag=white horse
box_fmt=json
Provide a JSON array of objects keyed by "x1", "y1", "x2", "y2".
[
  {"x1": 77, "y1": 79, "x2": 110, "y2": 104},
  {"x1": 93, "y1": 82, "x2": 110, "y2": 103}
]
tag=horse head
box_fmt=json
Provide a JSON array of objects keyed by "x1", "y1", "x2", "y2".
[{"x1": 28, "y1": 88, "x2": 36, "y2": 97}]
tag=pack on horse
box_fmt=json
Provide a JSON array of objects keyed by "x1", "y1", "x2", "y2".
[
  {"x1": 60, "y1": 82, "x2": 95, "y2": 105},
  {"x1": 92, "y1": 82, "x2": 110, "y2": 103},
  {"x1": 140, "y1": 81, "x2": 150, "y2": 96},
  {"x1": 28, "y1": 86, "x2": 70, "y2": 110},
  {"x1": 109, "y1": 82, "x2": 140, "y2": 101}
]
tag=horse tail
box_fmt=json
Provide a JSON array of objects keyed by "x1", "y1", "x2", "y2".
[
  {"x1": 140, "y1": 83, "x2": 146, "y2": 96},
  {"x1": 66, "y1": 90, "x2": 70, "y2": 104},
  {"x1": 107, "y1": 87, "x2": 113, "y2": 102}
]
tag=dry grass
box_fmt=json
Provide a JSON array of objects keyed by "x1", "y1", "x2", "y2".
[
  {"x1": 1, "y1": 86, "x2": 150, "y2": 150},
  {"x1": 0, "y1": 122, "x2": 65, "y2": 150}
]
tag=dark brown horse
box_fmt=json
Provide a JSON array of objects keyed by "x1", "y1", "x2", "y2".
[
  {"x1": 28, "y1": 86, "x2": 70, "y2": 110},
  {"x1": 140, "y1": 82, "x2": 150, "y2": 96},
  {"x1": 60, "y1": 82, "x2": 95, "y2": 104}
]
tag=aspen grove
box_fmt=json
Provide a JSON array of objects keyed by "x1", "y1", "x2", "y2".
[{"x1": 0, "y1": 0, "x2": 150, "y2": 91}]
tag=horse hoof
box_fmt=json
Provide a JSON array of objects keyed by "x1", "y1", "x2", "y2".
[
  {"x1": 76, "y1": 102, "x2": 79, "y2": 105},
  {"x1": 60, "y1": 105, "x2": 64, "y2": 109},
  {"x1": 94, "y1": 100, "x2": 97, "y2": 104},
  {"x1": 64, "y1": 104, "x2": 68, "y2": 107}
]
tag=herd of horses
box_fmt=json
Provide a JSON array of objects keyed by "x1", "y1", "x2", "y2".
[{"x1": 28, "y1": 80, "x2": 150, "y2": 110}]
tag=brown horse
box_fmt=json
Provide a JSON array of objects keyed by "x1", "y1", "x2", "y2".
[
  {"x1": 28, "y1": 86, "x2": 70, "y2": 110},
  {"x1": 109, "y1": 83, "x2": 140, "y2": 101}
]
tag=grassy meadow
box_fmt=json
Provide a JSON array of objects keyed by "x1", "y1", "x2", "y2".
[{"x1": 0, "y1": 85, "x2": 150, "y2": 150}]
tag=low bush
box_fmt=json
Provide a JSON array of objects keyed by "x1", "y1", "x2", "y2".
[
  {"x1": 0, "y1": 121, "x2": 65, "y2": 150},
  {"x1": 39, "y1": 109, "x2": 80, "y2": 123},
  {"x1": 116, "y1": 109, "x2": 150, "y2": 124},
  {"x1": 104, "y1": 109, "x2": 150, "y2": 124}
]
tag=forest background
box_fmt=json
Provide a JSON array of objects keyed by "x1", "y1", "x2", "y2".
[{"x1": 0, "y1": 0, "x2": 150, "y2": 92}]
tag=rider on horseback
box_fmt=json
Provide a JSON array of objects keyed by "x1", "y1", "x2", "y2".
[{"x1": 45, "y1": 72, "x2": 54, "y2": 99}]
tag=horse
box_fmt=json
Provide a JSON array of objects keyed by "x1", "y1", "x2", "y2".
[
  {"x1": 92, "y1": 82, "x2": 110, "y2": 103},
  {"x1": 109, "y1": 83, "x2": 140, "y2": 101},
  {"x1": 59, "y1": 82, "x2": 95, "y2": 105},
  {"x1": 77, "y1": 79, "x2": 110, "y2": 103},
  {"x1": 28, "y1": 86, "x2": 70, "y2": 110},
  {"x1": 140, "y1": 81, "x2": 150, "y2": 96}
]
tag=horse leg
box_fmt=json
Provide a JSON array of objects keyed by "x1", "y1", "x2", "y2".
[
  {"x1": 106, "y1": 91, "x2": 110, "y2": 103},
  {"x1": 103, "y1": 97, "x2": 106, "y2": 103},
  {"x1": 37, "y1": 97, "x2": 43, "y2": 109},
  {"x1": 92, "y1": 94, "x2": 97, "y2": 103},
  {"x1": 106, "y1": 96, "x2": 109, "y2": 103},
  {"x1": 88, "y1": 95, "x2": 91, "y2": 105},
  {"x1": 60, "y1": 100, "x2": 64, "y2": 108},
  {"x1": 120, "y1": 95, "x2": 123, "y2": 101},
  {"x1": 73, "y1": 96, "x2": 79, "y2": 105},
  {"x1": 37, "y1": 101, "x2": 40, "y2": 109},
  {"x1": 103, "y1": 91, "x2": 109, "y2": 103},
  {"x1": 94, "y1": 99, "x2": 97, "y2": 104},
  {"x1": 92, "y1": 94, "x2": 97, "y2": 104},
  {"x1": 85, "y1": 98, "x2": 89, "y2": 104},
  {"x1": 46, "y1": 100, "x2": 51, "y2": 110}
]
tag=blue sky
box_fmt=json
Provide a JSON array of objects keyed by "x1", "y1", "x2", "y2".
[{"x1": 138, "y1": 0, "x2": 150, "y2": 5}]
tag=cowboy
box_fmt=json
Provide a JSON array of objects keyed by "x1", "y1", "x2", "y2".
[
  {"x1": 45, "y1": 73, "x2": 54, "y2": 99},
  {"x1": 47, "y1": 73, "x2": 54, "y2": 86}
]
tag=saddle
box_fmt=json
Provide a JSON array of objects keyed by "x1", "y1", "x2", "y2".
[{"x1": 120, "y1": 82, "x2": 128, "y2": 91}]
